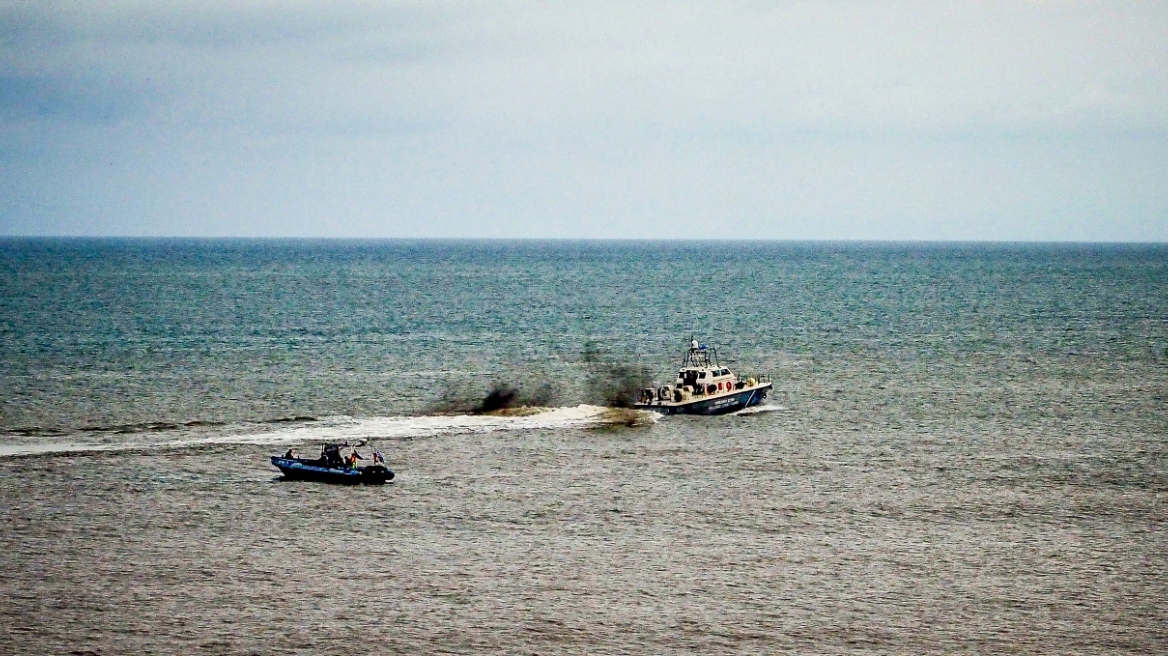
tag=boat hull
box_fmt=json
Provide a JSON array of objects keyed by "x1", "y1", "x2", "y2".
[
  {"x1": 634, "y1": 383, "x2": 771, "y2": 415},
  {"x1": 270, "y1": 456, "x2": 394, "y2": 485}
]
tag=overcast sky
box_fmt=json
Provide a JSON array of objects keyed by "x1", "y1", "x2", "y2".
[{"x1": 2, "y1": 1, "x2": 1166, "y2": 240}]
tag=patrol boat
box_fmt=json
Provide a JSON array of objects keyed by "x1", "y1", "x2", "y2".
[{"x1": 634, "y1": 339, "x2": 772, "y2": 415}]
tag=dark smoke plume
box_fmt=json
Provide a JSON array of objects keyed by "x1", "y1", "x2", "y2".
[
  {"x1": 582, "y1": 340, "x2": 652, "y2": 408},
  {"x1": 477, "y1": 384, "x2": 518, "y2": 413},
  {"x1": 429, "y1": 379, "x2": 562, "y2": 415}
]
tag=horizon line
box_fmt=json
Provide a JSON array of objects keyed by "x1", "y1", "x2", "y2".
[{"x1": 2, "y1": 235, "x2": 1167, "y2": 246}]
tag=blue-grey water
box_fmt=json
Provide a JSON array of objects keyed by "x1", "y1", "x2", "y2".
[{"x1": 1, "y1": 239, "x2": 1166, "y2": 654}]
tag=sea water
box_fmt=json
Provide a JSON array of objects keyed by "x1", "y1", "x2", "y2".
[{"x1": 1, "y1": 239, "x2": 1165, "y2": 654}]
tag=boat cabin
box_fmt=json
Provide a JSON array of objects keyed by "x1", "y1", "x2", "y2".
[
  {"x1": 676, "y1": 365, "x2": 737, "y2": 393},
  {"x1": 640, "y1": 339, "x2": 752, "y2": 404},
  {"x1": 676, "y1": 340, "x2": 738, "y2": 392}
]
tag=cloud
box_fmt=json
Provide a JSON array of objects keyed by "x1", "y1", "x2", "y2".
[
  {"x1": 1, "y1": 1, "x2": 1166, "y2": 239},
  {"x1": 0, "y1": 74, "x2": 149, "y2": 124},
  {"x1": 5, "y1": 1, "x2": 1166, "y2": 133}
]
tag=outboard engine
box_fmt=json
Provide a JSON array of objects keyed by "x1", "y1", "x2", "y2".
[{"x1": 361, "y1": 465, "x2": 393, "y2": 484}]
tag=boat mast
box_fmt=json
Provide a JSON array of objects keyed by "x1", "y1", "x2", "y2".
[{"x1": 682, "y1": 337, "x2": 719, "y2": 368}]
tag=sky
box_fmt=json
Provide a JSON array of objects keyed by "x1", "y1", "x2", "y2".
[{"x1": 1, "y1": 1, "x2": 1167, "y2": 241}]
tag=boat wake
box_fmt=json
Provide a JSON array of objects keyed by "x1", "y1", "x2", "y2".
[
  {"x1": 195, "y1": 405, "x2": 633, "y2": 447},
  {"x1": 730, "y1": 403, "x2": 785, "y2": 416},
  {"x1": 0, "y1": 405, "x2": 648, "y2": 457}
]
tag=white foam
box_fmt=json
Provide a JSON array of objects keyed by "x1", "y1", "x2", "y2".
[
  {"x1": 193, "y1": 404, "x2": 619, "y2": 446},
  {"x1": 730, "y1": 403, "x2": 785, "y2": 416},
  {"x1": 0, "y1": 441, "x2": 116, "y2": 457}
]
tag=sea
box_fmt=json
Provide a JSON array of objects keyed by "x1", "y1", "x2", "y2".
[{"x1": 1, "y1": 238, "x2": 1165, "y2": 654}]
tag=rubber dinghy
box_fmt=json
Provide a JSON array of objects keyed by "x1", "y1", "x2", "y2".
[{"x1": 271, "y1": 442, "x2": 394, "y2": 485}]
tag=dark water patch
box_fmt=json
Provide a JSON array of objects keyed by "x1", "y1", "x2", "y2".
[
  {"x1": 79, "y1": 422, "x2": 181, "y2": 434},
  {"x1": 3, "y1": 427, "x2": 68, "y2": 437},
  {"x1": 260, "y1": 416, "x2": 318, "y2": 424}
]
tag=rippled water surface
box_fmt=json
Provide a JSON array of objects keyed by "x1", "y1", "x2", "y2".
[{"x1": 1, "y1": 239, "x2": 1166, "y2": 654}]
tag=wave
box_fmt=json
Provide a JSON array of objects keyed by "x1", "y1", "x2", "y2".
[{"x1": 0, "y1": 405, "x2": 649, "y2": 457}]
